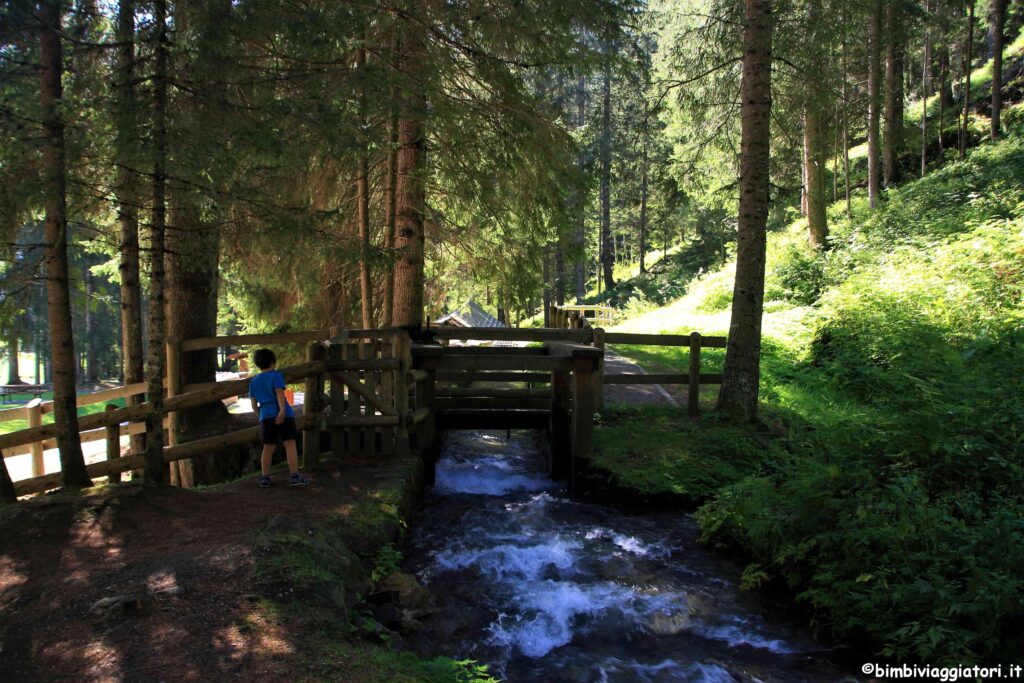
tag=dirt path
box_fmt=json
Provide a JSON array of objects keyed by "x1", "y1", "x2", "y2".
[
  {"x1": 0, "y1": 455, "x2": 419, "y2": 682},
  {"x1": 602, "y1": 352, "x2": 678, "y2": 408}
]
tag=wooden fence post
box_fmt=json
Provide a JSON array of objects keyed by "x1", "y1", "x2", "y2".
[
  {"x1": 26, "y1": 398, "x2": 43, "y2": 477},
  {"x1": 393, "y1": 333, "x2": 411, "y2": 458},
  {"x1": 688, "y1": 331, "x2": 702, "y2": 417},
  {"x1": 549, "y1": 368, "x2": 571, "y2": 480},
  {"x1": 303, "y1": 342, "x2": 325, "y2": 469},
  {"x1": 571, "y1": 355, "x2": 596, "y2": 495},
  {"x1": 105, "y1": 403, "x2": 121, "y2": 483},
  {"x1": 165, "y1": 337, "x2": 193, "y2": 487},
  {"x1": 328, "y1": 343, "x2": 346, "y2": 460},
  {"x1": 592, "y1": 327, "x2": 605, "y2": 412}
]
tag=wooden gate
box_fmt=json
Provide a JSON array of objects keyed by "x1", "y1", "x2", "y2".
[{"x1": 325, "y1": 331, "x2": 410, "y2": 459}]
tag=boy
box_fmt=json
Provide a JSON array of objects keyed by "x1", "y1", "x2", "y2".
[{"x1": 249, "y1": 348, "x2": 310, "y2": 488}]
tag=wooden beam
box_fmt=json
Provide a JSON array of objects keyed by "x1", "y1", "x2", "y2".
[
  {"x1": 435, "y1": 372, "x2": 551, "y2": 384},
  {"x1": 436, "y1": 409, "x2": 549, "y2": 430},
  {"x1": 604, "y1": 332, "x2": 727, "y2": 348},
  {"x1": 329, "y1": 370, "x2": 398, "y2": 416},
  {"x1": 435, "y1": 397, "x2": 550, "y2": 411},
  {"x1": 436, "y1": 387, "x2": 550, "y2": 399},
  {"x1": 435, "y1": 355, "x2": 571, "y2": 372},
  {"x1": 430, "y1": 327, "x2": 593, "y2": 343}
]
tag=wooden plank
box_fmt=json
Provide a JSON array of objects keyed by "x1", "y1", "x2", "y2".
[
  {"x1": 436, "y1": 409, "x2": 549, "y2": 430},
  {"x1": 436, "y1": 387, "x2": 550, "y2": 399},
  {"x1": 435, "y1": 355, "x2": 571, "y2": 372},
  {"x1": 549, "y1": 369, "x2": 571, "y2": 480},
  {"x1": 327, "y1": 415, "x2": 401, "y2": 428},
  {"x1": 435, "y1": 372, "x2": 550, "y2": 384},
  {"x1": 434, "y1": 397, "x2": 550, "y2": 411},
  {"x1": 330, "y1": 371, "x2": 397, "y2": 416},
  {"x1": 408, "y1": 369, "x2": 429, "y2": 382},
  {"x1": 393, "y1": 333, "x2": 411, "y2": 457},
  {"x1": 303, "y1": 342, "x2": 325, "y2": 469},
  {"x1": 430, "y1": 327, "x2": 593, "y2": 343},
  {"x1": 27, "y1": 399, "x2": 43, "y2": 476},
  {"x1": 408, "y1": 406, "x2": 430, "y2": 426},
  {"x1": 363, "y1": 342, "x2": 377, "y2": 457},
  {"x1": 105, "y1": 404, "x2": 121, "y2": 484},
  {"x1": 571, "y1": 357, "x2": 596, "y2": 495},
  {"x1": 544, "y1": 341, "x2": 603, "y2": 359},
  {"x1": 603, "y1": 373, "x2": 723, "y2": 385},
  {"x1": 592, "y1": 328, "x2": 606, "y2": 412},
  {"x1": 38, "y1": 381, "x2": 149, "y2": 415},
  {"x1": 437, "y1": 346, "x2": 547, "y2": 356},
  {"x1": 0, "y1": 405, "x2": 28, "y2": 423},
  {"x1": 604, "y1": 332, "x2": 727, "y2": 348},
  {"x1": 329, "y1": 344, "x2": 346, "y2": 459},
  {"x1": 688, "y1": 332, "x2": 702, "y2": 417}
]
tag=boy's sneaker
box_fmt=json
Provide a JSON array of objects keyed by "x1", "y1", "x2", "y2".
[
  {"x1": 259, "y1": 475, "x2": 272, "y2": 488},
  {"x1": 290, "y1": 472, "x2": 310, "y2": 487}
]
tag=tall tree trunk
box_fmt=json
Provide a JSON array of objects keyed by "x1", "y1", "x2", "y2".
[
  {"x1": 990, "y1": 0, "x2": 1006, "y2": 139},
  {"x1": 883, "y1": 3, "x2": 903, "y2": 186},
  {"x1": 383, "y1": 97, "x2": 398, "y2": 327},
  {"x1": 805, "y1": 101, "x2": 827, "y2": 247},
  {"x1": 960, "y1": 0, "x2": 975, "y2": 159},
  {"x1": 842, "y1": 8, "x2": 851, "y2": 217},
  {"x1": 542, "y1": 251, "x2": 551, "y2": 326},
  {"x1": 717, "y1": 0, "x2": 773, "y2": 423},
  {"x1": 115, "y1": 0, "x2": 145, "y2": 456},
  {"x1": 867, "y1": 0, "x2": 882, "y2": 209},
  {"x1": 84, "y1": 267, "x2": 97, "y2": 383},
  {"x1": 599, "y1": 65, "x2": 614, "y2": 291},
  {"x1": 574, "y1": 75, "x2": 586, "y2": 303},
  {"x1": 555, "y1": 241, "x2": 565, "y2": 306},
  {"x1": 638, "y1": 129, "x2": 649, "y2": 274},
  {"x1": 357, "y1": 29, "x2": 372, "y2": 329},
  {"x1": 7, "y1": 335, "x2": 20, "y2": 384},
  {"x1": 145, "y1": 0, "x2": 169, "y2": 486},
  {"x1": 922, "y1": 1, "x2": 931, "y2": 176},
  {"x1": 39, "y1": 0, "x2": 91, "y2": 488},
  {"x1": 391, "y1": 22, "x2": 426, "y2": 329}
]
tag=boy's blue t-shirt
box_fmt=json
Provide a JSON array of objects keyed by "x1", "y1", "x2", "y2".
[{"x1": 249, "y1": 370, "x2": 295, "y2": 421}]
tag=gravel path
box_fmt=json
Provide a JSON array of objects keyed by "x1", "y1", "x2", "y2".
[{"x1": 602, "y1": 352, "x2": 678, "y2": 407}]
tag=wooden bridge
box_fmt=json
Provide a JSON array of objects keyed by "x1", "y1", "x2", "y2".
[{"x1": 0, "y1": 320, "x2": 726, "y2": 497}]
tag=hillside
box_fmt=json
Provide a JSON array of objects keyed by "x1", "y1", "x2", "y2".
[{"x1": 599, "y1": 134, "x2": 1024, "y2": 661}]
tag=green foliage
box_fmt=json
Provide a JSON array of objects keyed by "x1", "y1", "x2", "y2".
[
  {"x1": 612, "y1": 135, "x2": 1024, "y2": 663},
  {"x1": 371, "y1": 543, "x2": 403, "y2": 584}
]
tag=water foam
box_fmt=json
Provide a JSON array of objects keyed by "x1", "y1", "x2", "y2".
[
  {"x1": 434, "y1": 455, "x2": 556, "y2": 495},
  {"x1": 431, "y1": 536, "x2": 581, "y2": 581}
]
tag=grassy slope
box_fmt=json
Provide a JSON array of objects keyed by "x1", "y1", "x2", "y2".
[{"x1": 595, "y1": 133, "x2": 1024, "y2": 662}]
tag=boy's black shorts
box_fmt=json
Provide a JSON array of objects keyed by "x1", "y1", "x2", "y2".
[{"x1": 260, "y1": 417, "x2": 297, "y2": 445}]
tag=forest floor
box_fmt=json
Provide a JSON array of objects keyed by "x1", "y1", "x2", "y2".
[{"x1": 0, "y1": 453, "x2": 433, "y2": 682}]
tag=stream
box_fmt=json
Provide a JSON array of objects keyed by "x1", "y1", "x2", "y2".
[{"x1": 404, "y1": 430, "x2": 858, "y2": 682}]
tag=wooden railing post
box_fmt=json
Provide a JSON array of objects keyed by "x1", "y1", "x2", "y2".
[
  {"x1": 592, "y1": 327, "x2": 605, "y2": 412},
  {"x1": 105, "y1": 403, "x2": 121, "y2": 483},
  {"x1": 26, "y1": 398, "x2": 43, "y2": 477},
  {"x1": 328, "y1": 343, "x2": 346, "y2": 460},
  {"x1": 549, "y1": 367, "x2": 571, "y2": 480},
  {"x1": 571, "y1": 355, "x2": 596, "y2": 495},
  {"x1": 393, "y1": 332, "x2": 411, "y2": 458},
  {"x1": 303, "y1": 342, "x2": 325, "y2": 469},
  {"x1": 165, "y1": 337, "x2": 193, "y2": 487},
  {"x1": 688, "y1": 331, "x2": 702, "y2": 417}
]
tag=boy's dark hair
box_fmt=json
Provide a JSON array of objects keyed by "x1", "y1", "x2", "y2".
[{"x1": 253, "y1": 348, "x2": 276, "y2": 370}]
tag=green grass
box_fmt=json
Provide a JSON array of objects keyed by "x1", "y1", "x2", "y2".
[
  {"x1": 0, "y1": 394, "x2": 127, "y2": 434},
  {"x1": 598, "y1": 133, "x2": 1024, "y2": 663}
]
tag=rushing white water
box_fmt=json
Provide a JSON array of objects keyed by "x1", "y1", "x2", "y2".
[{"x1": 404, "y1": 431, "x2": 854, "y2": 682}]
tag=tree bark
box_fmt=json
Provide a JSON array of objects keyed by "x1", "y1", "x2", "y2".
[
  {"x1": 391, "y1": 20, "x2": 426, "y2": 328},
  {"x1": 145, "y1": 0, "x2": 169, "y2": 486},
  {"x1": 922, "y1": 1, "x2": 931, "y2": 176},
  {"x1": 805, "y1": 101, "x2": 827, "y2": 247},
  {"x1": 990, "y1": 0, "x2": 1006, "y2": 139},
  {"x1": 84, "y1": 266, "x2": 97, "y2": 383},
  {"x1": 883, "y1": 2, "x2": 903, "y2": 186},
  {"x1": 842, "y1": 6, "x2": 851, "y2": 217},
  {"x1": 638, "y1": 127, "x2": 649, "y2": 273},
  {"x1": 7, "y1": 336, "x2": 20, "y2": 384},
  {"x1": 867, "y1": 0, "x2": 882, "y2": 209},
  {"x1": 960, "y1": 0, "x2": 975, "y2": 159},
  {"x1": 542, "y1": 251, "x2": 551, "y2": 326},
  {"x1": 574, "y1": 75, "x2": 586, "y2": 303},
  {"x1": 600, "y1": 64, "x2": 614, "y2": 291},
  {"x1": 357, "y1": 30, "x2": 372, "y2": 329},
  {"x1": 39, "y1": 0, "x2": 91, "y2": 488},
  {"x1": 717, "y1": 0, "x2": 773, "y2": 423},
  {"x1": 115, "y1": 0, "x2": 145, "y2": 456},
  {"x1": 383, "y1": 79, "x2": 398, "y2": 326}
]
